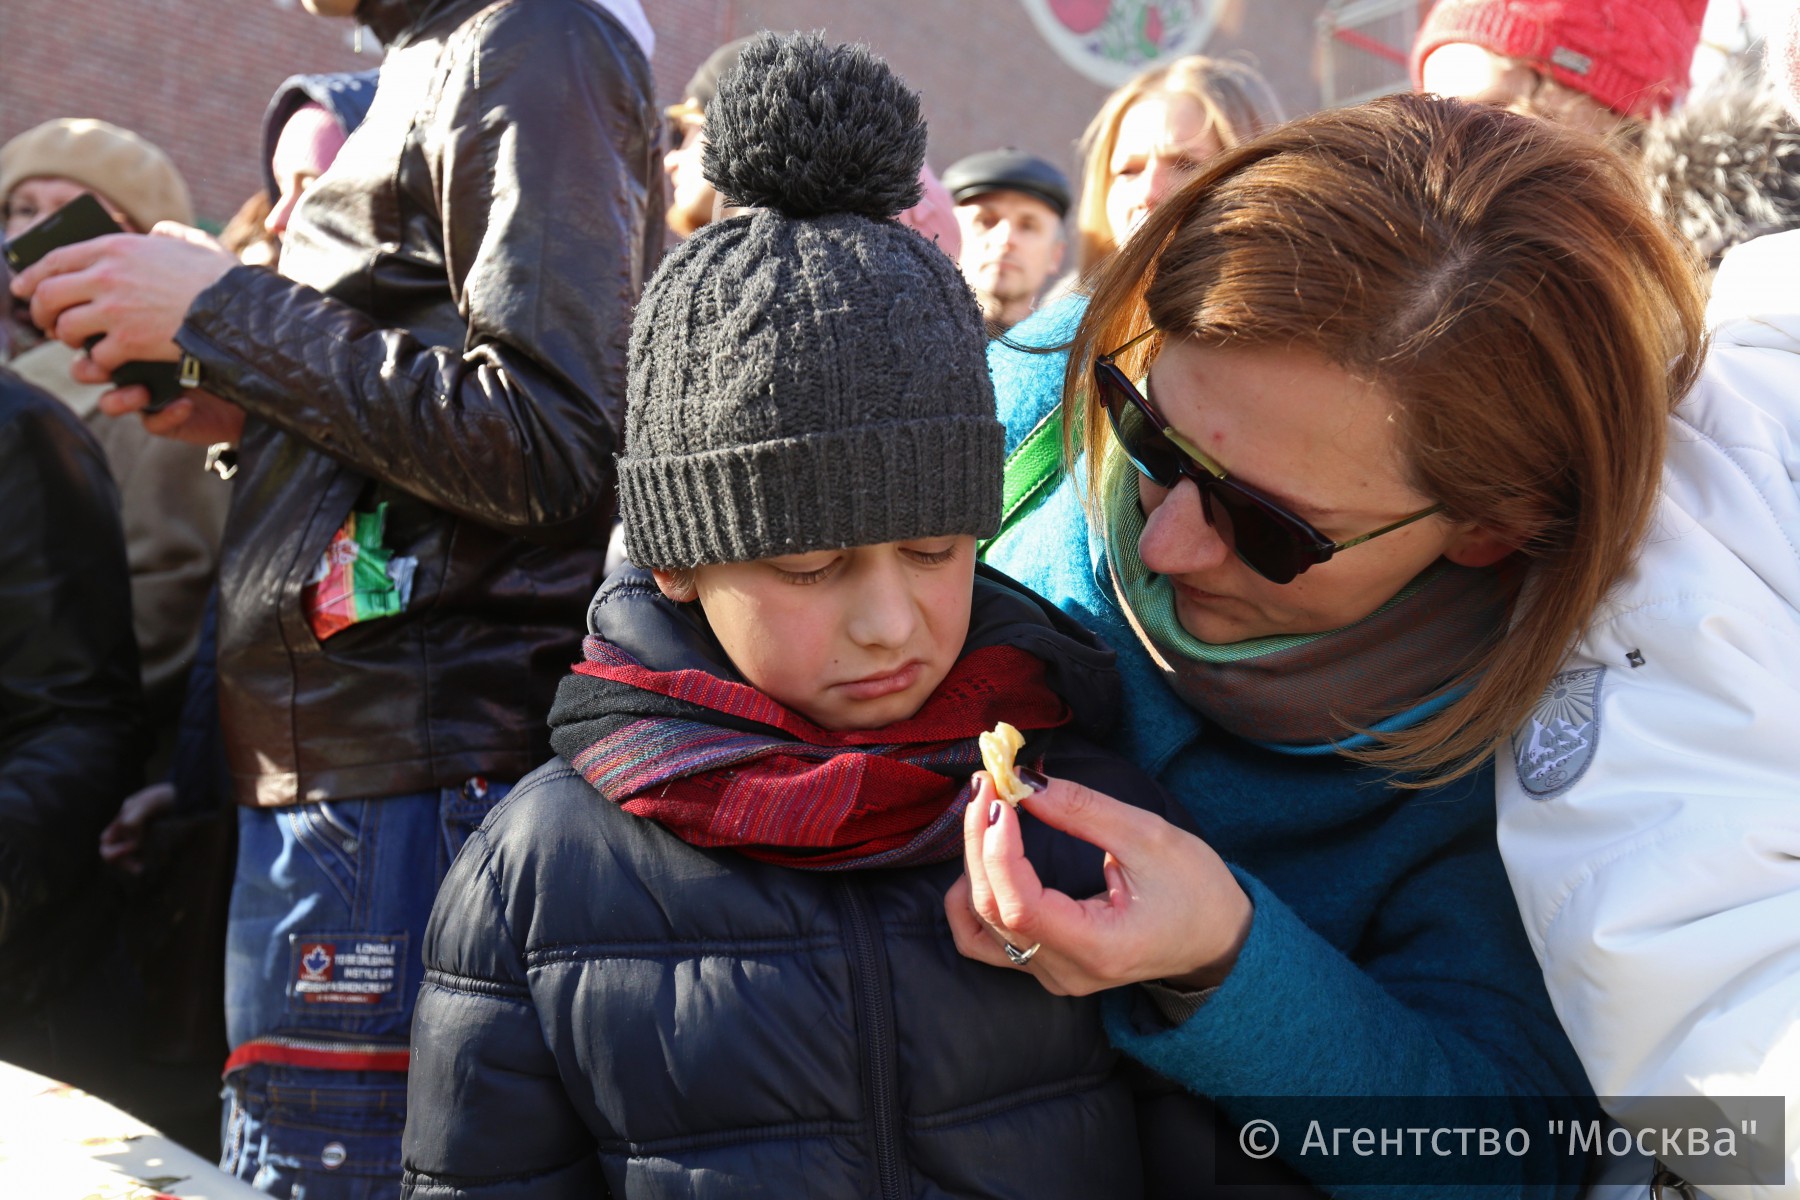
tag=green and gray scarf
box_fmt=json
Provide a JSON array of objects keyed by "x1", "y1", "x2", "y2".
[{"x1": 1099, "y1": 450, "x2": 1518, "y2": 748}]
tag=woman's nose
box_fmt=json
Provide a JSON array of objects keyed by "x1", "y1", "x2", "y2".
[
  {"x1": 1142, "y1": 156, "x2": 1181, "y2": 212},
  {"x1": 1136, "y1": 477, "x2": 1230, "y2": 577},
  {"x1": 1119, "y1": 182, "x2": 1151, "y2": 237}
]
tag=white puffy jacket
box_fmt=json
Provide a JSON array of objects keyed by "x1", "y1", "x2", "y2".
[{"x1": 1498, "y1": 230, "x2": 1800, "y2": 1200}]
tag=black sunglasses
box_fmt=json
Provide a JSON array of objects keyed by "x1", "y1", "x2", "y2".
[{"x1": 1095, "y1": 331, "x2": 1443, "y2": 585}]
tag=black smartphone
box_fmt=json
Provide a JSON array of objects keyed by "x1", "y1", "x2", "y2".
[
  {"x1": 3, "y1": 192, "x2": 124, "y2": 272},
  {"x1": 2, "y1": 192, "x2": 187, "y2": 412}
]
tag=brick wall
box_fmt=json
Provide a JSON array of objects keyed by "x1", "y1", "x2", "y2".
[
  {"x1": 0, "y1": 0, "x2": 375, "y2": 226},
  {"x1": 0, "y1": 0, "x2": 1343, "y2": 227},
  {"x1": 689, "y1": 0, "x2": 1111, "y2": 185},
  {"x1": 650, "y1": 1, "x2": 1331, "y2": 193}
]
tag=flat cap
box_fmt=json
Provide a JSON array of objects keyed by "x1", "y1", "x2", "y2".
[{"x1": 941, "y1": 148, "x2": 1071, "y2": 218}]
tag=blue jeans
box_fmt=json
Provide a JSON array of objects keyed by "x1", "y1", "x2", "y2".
[{"x1": 220, "y1": 779, "x2": 510, "y2": 1199}]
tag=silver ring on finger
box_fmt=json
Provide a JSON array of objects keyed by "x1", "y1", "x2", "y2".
[{"x1": 1003, "y1": 941, "x2": 1041, "y2": 967}]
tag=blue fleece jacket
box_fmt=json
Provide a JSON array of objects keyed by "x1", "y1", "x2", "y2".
[{"x1": 982, "y1": 297, "x2": 1594, "y2": 1197}]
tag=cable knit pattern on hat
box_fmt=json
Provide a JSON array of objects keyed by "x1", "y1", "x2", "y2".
[{"x1": 619, "y1": 33, "x2": 1001, "y2": 569}]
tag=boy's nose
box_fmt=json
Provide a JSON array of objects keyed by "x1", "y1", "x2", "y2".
[{"x1": 845, "y1": 560, "x2": 920, "y2": 650}]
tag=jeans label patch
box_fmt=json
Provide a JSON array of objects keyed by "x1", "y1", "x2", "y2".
[{"x1": 291, "y1": 934, "x2": 404, "y2": 1005}]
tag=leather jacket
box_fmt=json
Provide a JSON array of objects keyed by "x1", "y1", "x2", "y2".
[
  {"x1": 174, "y1": 0, "x2": 663, "y2": 806},
  {"x1": 0, "y1": 368, "x2": 141, "y2": 1013}
]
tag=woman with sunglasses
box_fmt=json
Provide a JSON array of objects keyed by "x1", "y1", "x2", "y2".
[{"x1": 949, "y1": 92, "x2": 1753, "y2": 1194}]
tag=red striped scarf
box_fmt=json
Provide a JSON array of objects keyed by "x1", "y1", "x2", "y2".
[{"x1": 550, "y1": 636, "x2": 1069, "y2": 869}]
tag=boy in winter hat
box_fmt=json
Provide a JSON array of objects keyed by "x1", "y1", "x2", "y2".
[{"x1": 401, "y1": 32, "x2": 1187, "y2": 1199}]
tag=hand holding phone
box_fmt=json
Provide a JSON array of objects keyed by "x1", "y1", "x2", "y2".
[{"x1": 2, "y1": 193, "x2": 188, "y2": 412}]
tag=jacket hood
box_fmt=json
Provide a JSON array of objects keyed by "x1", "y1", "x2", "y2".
[
  {"x1": 571, "y1": 563, "x2": 1122, "y2": 741},
  {"x1": 260, "y1": 70, "x2": 381, "y2": 201}
]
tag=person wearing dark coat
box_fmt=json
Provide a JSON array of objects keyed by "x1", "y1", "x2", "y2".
[
  {"x1": 402, "y1": 35, "x2": 1199, "y2": 1200},
  {"x1": 0, "y1": 366, "x2": 143, "y2": 1087},
  {"x1": 9, "y1": 0, "x2": 663, "y2": 1193}
]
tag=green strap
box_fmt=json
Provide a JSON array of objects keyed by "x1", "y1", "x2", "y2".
[{"x1": 981, "y1": 403, "x2": 1066, "y2": 555}]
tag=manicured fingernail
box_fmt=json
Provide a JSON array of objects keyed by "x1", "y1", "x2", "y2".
[
  {"x1": 987, "y1": 799, "x2": 1003, "y2": 826},
  {"x1": 1018, "y1": 767, "x2": 1049, "y2": 792}
]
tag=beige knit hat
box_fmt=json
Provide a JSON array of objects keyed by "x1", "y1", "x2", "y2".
[{"x1": 0, "y1": 118, "x2": 193, "y2": 232}]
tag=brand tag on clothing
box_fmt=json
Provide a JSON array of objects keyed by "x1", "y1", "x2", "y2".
[
  {"x1": 1513, "y1": 667, "x2": 1604, "y2": 799},
  {"x1": 291, "y1": 934, "x2": 405, "y2": 1005}
]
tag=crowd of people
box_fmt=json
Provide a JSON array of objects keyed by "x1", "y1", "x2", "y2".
[{"x1": 1, "y1": 0, "x2": 1797, "y2": 1197}]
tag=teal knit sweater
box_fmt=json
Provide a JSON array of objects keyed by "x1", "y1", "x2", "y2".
[{"x1": 983, "y1": 298, "x2": 1594, "y2": 1197}]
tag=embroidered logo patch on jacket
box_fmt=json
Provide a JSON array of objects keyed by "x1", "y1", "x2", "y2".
[{"x1": 1513, "y1": 667, "x2": 1604, "y2": 799}]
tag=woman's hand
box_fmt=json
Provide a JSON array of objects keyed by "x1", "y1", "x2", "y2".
[{"x1": 945, "y1": 771, "x2": 1253, "y2": 996}]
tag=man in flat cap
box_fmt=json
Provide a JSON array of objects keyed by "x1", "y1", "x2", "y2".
[{"x1": 942, "y1": 148, "x2": 1070, "y2": 333}]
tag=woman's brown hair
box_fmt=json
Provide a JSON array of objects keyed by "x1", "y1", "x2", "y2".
[
  {"x1": 1068, "y1": 93, "x2": 1706, "y2": 785},
  {"x1": 1074, "y1": 55, "x2": 1285, "y2": 273}
]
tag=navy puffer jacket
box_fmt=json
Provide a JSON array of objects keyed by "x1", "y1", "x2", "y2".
[{"x1": 401, "y1": 568, "x2": 1185, "y2": 1199}]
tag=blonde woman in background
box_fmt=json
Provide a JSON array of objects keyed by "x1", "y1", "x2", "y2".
[{"x1": 1073, "y1": 56, "x2": 1284, "y2": 274}]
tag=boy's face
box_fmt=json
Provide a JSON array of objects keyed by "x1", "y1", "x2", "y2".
[{"x1": 655, "y1": 537, "x2": 976, "y2": 731}]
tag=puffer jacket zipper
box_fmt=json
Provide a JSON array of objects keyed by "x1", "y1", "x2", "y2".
[{"x1": 837, "y1": 878, "x2": 908, "y2": 1200}]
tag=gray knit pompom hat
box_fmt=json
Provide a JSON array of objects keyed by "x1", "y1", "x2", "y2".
[{"x1": 619, "y1": 32, "x2": 1002, "y2": 570}]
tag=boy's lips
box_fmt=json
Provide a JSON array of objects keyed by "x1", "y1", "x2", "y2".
[{"x1": 835, "y1": 660, "x2": 924, "y2": 701}]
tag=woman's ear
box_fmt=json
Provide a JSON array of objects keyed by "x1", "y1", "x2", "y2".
[
  {"x1": 651, "y1": 568, "x2": 698, "y2": 603},
  {"x1": 1442, "y1": 524, "x2": 1516, "y2": 569}
]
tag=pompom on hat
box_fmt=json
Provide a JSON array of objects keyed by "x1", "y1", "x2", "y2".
[
  {"x1": 1410, "y1": 0, "x2": 1708, "y2": 119},
  {"x1": 619, "y1": 32, "x2": 1001, "y2": 571},
  {"x1": 0, "y1": 118, "x2": 193, "y2": 231}
]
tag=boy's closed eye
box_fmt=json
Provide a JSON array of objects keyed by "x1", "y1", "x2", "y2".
[
  {"x1": 652, "y1": 535, "x2": 977, "y2": 731},
  {"x1": 766, "y1": 550, "x2": 843, "y2": 585},
  {"x1": 899, "y1": 537, "x2": 963, "y2": 567},
  {"x1": 765, "y1": 539, "x2": 965, "y2": 585}
]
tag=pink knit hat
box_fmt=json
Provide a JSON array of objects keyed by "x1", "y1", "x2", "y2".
[{"x1": 1411, "y1": 0, "x2": 1708, "y2": 119}]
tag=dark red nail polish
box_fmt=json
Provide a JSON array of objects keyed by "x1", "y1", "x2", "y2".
[
  {"x1": 1018, "y1": 767, "x2": 1049, "y2": 792},
  {"x1": 987, "y1": 799, "x2": 1003, "y2": 826}
]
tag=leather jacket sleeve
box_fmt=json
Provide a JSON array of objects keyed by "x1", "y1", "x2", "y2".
[
  {"x1": 176, "y1": 4, "x2": 657, "y2": 546},
  {"x1": 0, "y1": 371, "x2": 142, "y2": 952}
]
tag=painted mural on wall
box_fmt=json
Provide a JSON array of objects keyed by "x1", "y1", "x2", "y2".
[{"x1": 1017, "y1": 0, "x2": 1225, "y2": 86}]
